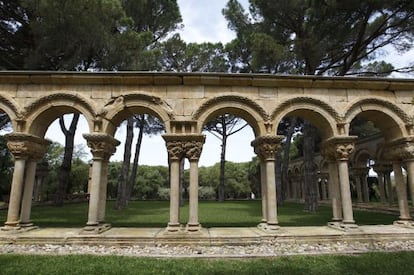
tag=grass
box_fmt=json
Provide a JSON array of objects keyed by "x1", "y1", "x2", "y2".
[
  {"x1": 0, "y1": 200, "x2": 398, "y2": 227},
  {"x1": 0, "y1": 252, "x2": 413, "y2": 274}
]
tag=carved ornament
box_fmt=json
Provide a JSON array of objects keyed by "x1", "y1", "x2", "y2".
[
  {"x1": 83, "y1": 133, "x2": 120, "y2": 160},
  {"x1": 163, "y1": 134, "x2": 205, "y2": 161},
  {"x1": 321, "y1": 136, "x2": 357, "y2": 161},
  {"x1": 251, "y1": 135, "x2": 284, "y2": 161},
  {"x1": 383, "y1": 136, "x2": 414, "y2": 161},
  {"x1": 5, "y1": 133, "x2": 51, "y2": 160}
]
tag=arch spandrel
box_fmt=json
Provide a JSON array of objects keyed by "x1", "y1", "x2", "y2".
[
  {"x1": 271, "y1": 97, "x2": 340, "y2": 139},
  {"x1": 0, "y1": 93, "x2": 21, "y2": 130},
  {"x1": 344, "y1": 98, "x2": 411, "y2": 141},
  {"x1": 24, "y1": 93, "x2": 96, "y2": 137},
  {"x1": 192, "y1": 95, "x2": 269, "y2": 136},
  {"x1": 100, "y1": 94, "x2": 173, "y2": 136}
]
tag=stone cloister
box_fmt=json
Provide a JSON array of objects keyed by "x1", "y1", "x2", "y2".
[{"x1": 0, "y1": 71, "x2": 413, "y2": 234}]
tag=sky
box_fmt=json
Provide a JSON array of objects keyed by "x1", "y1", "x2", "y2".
[{"x1": 44, "y1": 0, "x2": 413, "y2": 167}]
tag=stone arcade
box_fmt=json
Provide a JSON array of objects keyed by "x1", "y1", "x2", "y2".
[{"x1": 0, "y1": 72, "x2": 413, "y2": 234}]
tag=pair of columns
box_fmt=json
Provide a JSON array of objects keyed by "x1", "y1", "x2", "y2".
[
  {"x1": 2, "y1": 133, "x2": 50, "y2": 230},
  {"x1": 163, "y1": 134, "x2": 205, "y2": 232},
  {"x1": 384, "y1": 138, "x2": 414, "y2": 224},
  {"x1": 321, "y1": 137, "x2": 358, "y2": 227},
  {"x1": 82, "y1": 133, "x2": 119, "y2": 232}
]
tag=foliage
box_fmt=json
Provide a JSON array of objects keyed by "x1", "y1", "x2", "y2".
[
  {"x1": 0, "y1": 136, "x2": 13, "y2": 199},
  {"x1": 223, "y1": 0, "x2": 414, "y2": 75},
  {"x1": 158, "y1": 34, "x2": 229, "y2": 72},
  {"x1": 1, "y1": 0, "x2": 183, "y2": 71}
]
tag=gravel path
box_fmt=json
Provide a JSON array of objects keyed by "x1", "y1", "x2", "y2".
[{"x1": 1, "y1": 240, "x2": 414, "y2": 258}]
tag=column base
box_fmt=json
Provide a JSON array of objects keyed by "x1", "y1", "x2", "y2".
[
  {"x1": 328, "y1": 222, "x2": 359, "y2": 231},
  {"x1": 257, "y1": 222, "x2": 267, "y2": 229},
  {"x1": 166, "y1": 222, "x2": 182, "y2": 232},
  {"x1": 186, "y1": 223, "x2": 202, "y2": 232},
  {"x1": 81, "y1": 223, "x2": 111, "y2": 235},
  {"x1": 393, "y1": 219, "x2": 414, "y2": 228},
  {"x1": 261, "y1": 223, "x2": 280, "y2": 231}
]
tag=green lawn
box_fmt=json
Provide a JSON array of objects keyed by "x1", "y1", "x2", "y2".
[
  {"x1": 0, "y1": 252, "x2": 413, "y2": 275},
  {"x1": 0, "y1": 200, "x2": 397, "y2": 227}
]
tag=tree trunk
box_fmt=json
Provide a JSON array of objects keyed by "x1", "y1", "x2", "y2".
[
  {"x1": 115, "y1": 117, "x2": 134, "y2": 210},
  {"x1": 127, "y1": 115, "x2": 144, "y2": 200},
  {"x1": 54, "y1": 113, "x2": 79, "y2": 206},
  {"x1": 302, "y1": 120, "x2": 318, "y2": 212},
  {"x1": 218, "y1": 115, "x2": 227, "y2": 202}
]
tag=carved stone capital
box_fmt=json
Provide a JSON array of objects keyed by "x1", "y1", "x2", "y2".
[
  {"x1": 321, "y1": 136, "x2": 358, "y2": 161},
  {"x1": 163, "y1": 134, "x2": 205, "y2": 161},
  {"x1": 251, "y1": 135, "x2": 284, "y2": 161},
  {"x1": 384, "y1": 136, "x2": 414, "y2": 161},
  {"x1": 83, "y1": 133, "x2": 120, "y2": 161},
  {"x1": 6, "y1": 133, "x2": 51, "y2": 161}
]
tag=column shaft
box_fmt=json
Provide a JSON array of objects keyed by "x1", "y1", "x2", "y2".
[
  {"x1": 328, "y1": 161, "x2": 342, "y2": 222},
  {"x1": 405, "y1": 160, "x2": 414, "y2": 207},
  {"x1": 168, "y1": 160, "x2": 181, "y2": 231},
  {"x1": 187, "y1": 160, "x2": 200, "y2": 230},
  {"x1": 266, "y1": 160, "x2": 278, "y2": 228},
  {"x1": 19, "y1": 160, "x2": 37, "y2": 226},
  {"x1": 4, "y1": 159, "x2": 26, "y2": 227},
  {"x1": 393, "y1": 162, "x2": 411, "y2": 220},
  {"x1": 338, "y1": 160, "x2": 355, "y2": 224},
  {"x1": 87, "y1": 159, "x2": 102, "y2": 226},
  {"x1": 98, "y1": 160, "x2": 109, "y2": 223},
  {"x1": 260, "y1": 161, "x2": 267, "y2": 223}
]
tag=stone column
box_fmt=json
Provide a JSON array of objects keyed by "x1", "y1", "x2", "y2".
[
  {"x1": 393, "y1": 162, "x2": 411, "y2": 221},
  {"x1": 322, "y1": 136, "x2": 357, "y2": 228},
  {"x1": 406, "y1": 160, "x2": 414, "y2": 207},
  {"x1": 98, "y1": 159, "x2": 110, "y2": 223},
  {"x1": 260, "y1": 161, "x2": 267, "y2": 224},
  {"x1": 19, "y1": 161, "x2": 39, "y2": 227},
  {"x1": 83, "y1": 134, "x2": 119, "y2": 232},
  {"x1": 373, "y1": 164, "x2": 388, "y2": 204},
  {"x1": 327, "y1": 160, "x2": 342, "y2": 222},
  {"x1": 184, "y1": 136, "x2": 205, "y2": 232},
  {"x1": 384, "y1": 137, "x2": 413, "y2": 225},
  {"x1": 3, "y1": 133, "x2": 50, "y2": 230},
  {"x1": 320, "y1": 174, "x2": 328, "y2": 200},
  {"x1": 252, "y1": 135, "x2": 284, "y2": 230},
  {"x1": 163, "y1": 135, "x2": 185, "y2": 232},
  {"x1": 4, "y1": 157, "x2": 26, "y2": 228}
]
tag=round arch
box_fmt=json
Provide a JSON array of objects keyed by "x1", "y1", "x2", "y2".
[
  {"x1": 345, "y1": 98, "x2": 411, "y2": 141},
  {"x1": 192, "y1": 95, "x2": 269, "y2": 136},
  {"x1": 271, "y1": 97, "x2": 340, "y2": 139},
  {"x1": 352, "y1": 148, "x2": 372, "y2": 167},
  {"x1": 101, "y1": 94, "x2": 173, "y2": 136},
  {"x1": 24, "y1": 93, "x2": 95, "y2": 137}
]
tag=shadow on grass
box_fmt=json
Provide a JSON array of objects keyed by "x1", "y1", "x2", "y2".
[{"x1": 0, "y1": 200, "x2": 399, "y2": 228}]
